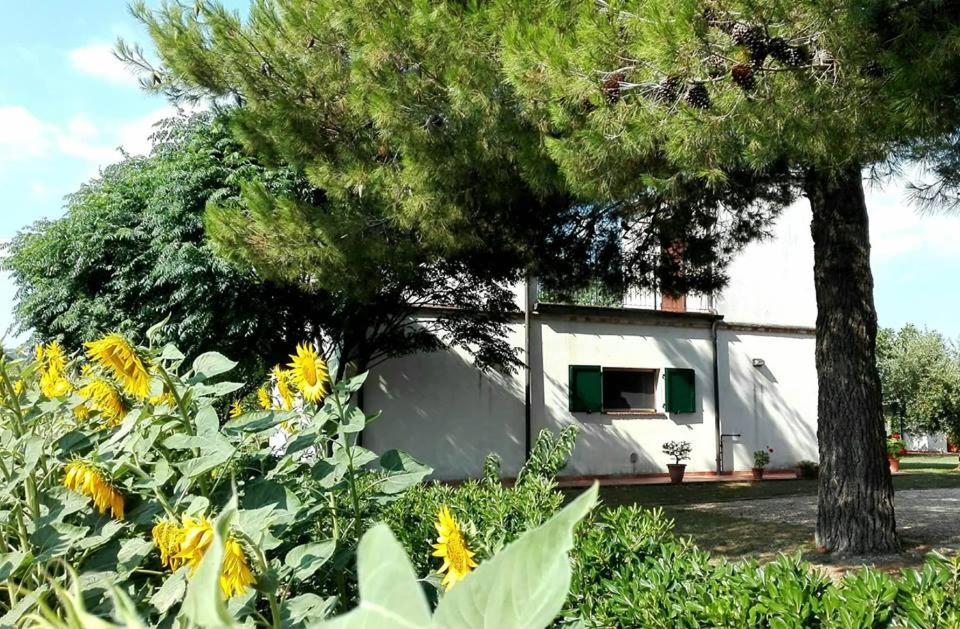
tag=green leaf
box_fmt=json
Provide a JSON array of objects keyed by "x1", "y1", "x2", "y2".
[
  {"x1": 281, "y1": 594, "x2": 336, "y2": 626},
  {"x1": 116, "y1": 538, "x2": 155, "y2": 579},
  {"x1": 31, "y1": 521, "x2": 90, "y2": 562},
  {"x1": 285, "y1": 540, "x2": 336, "y2": 581},
  {"x1": 340, "y1": 406, "x2": 367, "y2": 434},
  {"x1": 195, "y1": 404, "x2": 220, "y2": 436},
  {"x1": 378, "y1": 450, "x2": 432, "y2": 494},
  {"x1": 151, "y1": 568, "x2": 187, "y2": 614},
  {"x1": 318, "y1": 525, "x2": 431, "y2": 628},
  {"x1": 431, "y1": 483, "x2": 599, "y2": 629},
  {"x1": 191, "y1": 351, "x2": 238, "y2": 381},
  {"x1": 158, "y1": 342, "x2": 185, "y2": 362},
  {"x1": 178, "y1": 496, "x2": 239, "y2": 627},
  {"x1": 0, "y1": 551, "x2": 30, "y2": 580},
  {"x1": 223, "y1": 410, "x2": 283, "y2": 435},
  {"x1": 146, "y1": 315, "x2": 172, "y2": 345}
]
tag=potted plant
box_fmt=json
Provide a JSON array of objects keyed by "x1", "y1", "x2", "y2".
[
  {"x1": 887, "y1": 433, "x2": 906, "y2": 473},
  {"x1": 662, "y1": 440, "x2": 692, "y2": 484},
  {"x1": 752, "y1": 447, "x2": 774, "y2": 480}
]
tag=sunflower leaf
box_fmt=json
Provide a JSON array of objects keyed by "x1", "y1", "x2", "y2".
[
  {"x1": 317, "y1": 524, "x2": 431, "y2": 629},
  {"x1": 430, "y1": 482, "x2": 599, "y2": 629}
]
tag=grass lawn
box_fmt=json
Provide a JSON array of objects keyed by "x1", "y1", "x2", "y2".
[{"x1": 574, "y1": 454, "x2": 960, "y2": 565}]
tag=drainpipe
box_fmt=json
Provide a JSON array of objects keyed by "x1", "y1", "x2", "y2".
[
  {"x1": 711, "y1": 317, "x2": 723, "y2": 474},
  {"x1": 524, "y1": 273, "x2": 536, "y2": 461}
]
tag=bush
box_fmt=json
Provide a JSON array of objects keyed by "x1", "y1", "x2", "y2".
[{"x1": 797, "y1": 459, "x2": 820, "y2": 479}]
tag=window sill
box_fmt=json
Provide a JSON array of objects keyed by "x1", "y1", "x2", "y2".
[{"x1": 600, "y1": 410, "x2": 668, "y2": 419}]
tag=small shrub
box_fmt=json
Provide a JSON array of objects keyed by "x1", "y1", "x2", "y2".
[
  {"x1": 797, "y1": 459, "x2": 820, "y2": 479},
  {"x1": 662, "y1": 440, "x2": 692, "y2": 464},
  {"x1": 753, "y1": 447, "x2": 773, "y2": 469}
]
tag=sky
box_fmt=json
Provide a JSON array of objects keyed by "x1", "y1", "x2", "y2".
[{"x1": 1, "y1": 2, "x2": 960, "y2": 344}]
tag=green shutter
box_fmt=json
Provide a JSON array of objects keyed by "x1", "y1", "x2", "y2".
[
  {"x1": 569, "y1": 365, "x2": 602, "y2": 413},
  {"x1": 664, "y1": 368, "x2": 696, "y2": 413}
]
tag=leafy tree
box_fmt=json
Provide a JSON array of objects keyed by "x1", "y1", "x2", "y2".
[
  {"x1": 3, "y1": 114, "x2": 318, "y2": 378},
  {"x1": 4, "y1": 114, "x2": 519, "y2": 378},
  {"x1": 877, "y1": 325, "x2": 960, "y2": 437}
]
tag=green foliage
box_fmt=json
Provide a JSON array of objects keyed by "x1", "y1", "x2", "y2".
[
  {"x1": 753, "y1": 448, "x2": 772, "y2": 468},
  {"x1": 0, "y1": 334, "x2": 430, "y2": 626},
  {"x1": 516, "y1": 426, "x2": 579, "y2": 485},
  {"x1": 796, "y1": 460, "x2": 820, "y2": 480},
  {"x1": 565, "y1": 504, "x2": 960, "y2": 628},
  {"x1": 662, "y1": 440, "x2": 692, "y2": 464},
  {"x1": 123, "y1": 0, "x2": 804, "y2": 302},
  {"x1": 877, "y1": 324, "x2": 960, "y2": 435},
  {"x1": 2, "y1": 114, "x2": 317, "y2": 379}
]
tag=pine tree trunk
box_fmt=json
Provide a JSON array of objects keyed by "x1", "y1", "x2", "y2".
[{"x1": 806, "y1": 165, "x2": 897, "y2": 554}]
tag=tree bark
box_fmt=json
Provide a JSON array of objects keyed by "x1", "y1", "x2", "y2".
[{"x1": 806, "y1": 164, "x2": 898, "y2": 554}]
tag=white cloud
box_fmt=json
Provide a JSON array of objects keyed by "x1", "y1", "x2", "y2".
[
  {"x1": 68, "y1": 44, "x2": 138, "y2": 87},
  {"x1": 0, "y1": 105, "x2": 51, "y2": 159},
  {"x1": 866, "y1": 178, "x2": 960, "y2": 261}
]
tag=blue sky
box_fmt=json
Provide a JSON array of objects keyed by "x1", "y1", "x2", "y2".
[{"x1": 1, "y1": 2, "x2": 960, "y2": 344}]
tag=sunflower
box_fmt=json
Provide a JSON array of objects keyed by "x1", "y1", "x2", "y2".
[
  {"x1": 63, "y1": 460, "x2": 124, "y2": 520},
  {"x1": 287, "y1": 343, "x2": 329, "y2": 403},
  {"x1": 12, "y1": 380, "x2": 24, "y2": 396},
  {"x1": 176, "y1": 514, "x2": 214, "y2": 574},
  {"x1": 167, "y1": 514, "x2": 255, "y2": 598},
  {"x1": 37, "y1": 341, "x2": 72, "y2": 398},
  {"x1": 256, "y1": 386, "x2": 273, "y2": 410},
  {"x1": 272, "y1": 366, "x2": 295, "y2": 411},
  {"x1": 84, "y1": 334, "x2": 151, "y2": 400},
  {"x1": 72, "y1": 403, "x2": 91, "y2": 421},
  {"x1": 220, "y1": 539, "x2": 256, "y2": 598},
  {"x1": 152, "y1": 519, "x2": 185, "y2": 570},
  {"x1": 79, "y1": 378, "x2": 126, "y2": 426},
  {"x1": 431, "y1": 506, "x2": 478, "y2": 591},
  {"x1": 229, "y1": 400, "x2": 243, "y2": 419}
]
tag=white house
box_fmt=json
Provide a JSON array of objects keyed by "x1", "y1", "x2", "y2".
[{"x1": 364, "y1": 201, "x2": 820, "y2": 480}]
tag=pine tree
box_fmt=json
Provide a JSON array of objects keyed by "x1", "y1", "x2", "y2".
[{"x1": 494, "y1": 0, "x2": 960, "y2": 553}]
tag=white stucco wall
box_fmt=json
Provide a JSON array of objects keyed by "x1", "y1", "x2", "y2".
[
  {"x1": 531, "y1": 319, "x2": 719, "y2": 476},
  {"x1": 363, "y1": 322, "x2": 527, "y2": 480},
  {"x1": 716, "y1": 329, "x2": 819, "y2": 472},
  {"x1": 714, "y1": 200, "x2": 817, "y2": 328},
  {"x1": 364, "y1": 313, "x2": 819, "y2": 479}
]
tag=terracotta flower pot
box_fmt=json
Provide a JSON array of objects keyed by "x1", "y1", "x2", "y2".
[
  {"x1": 752, "y1": 467, "x2": 764, "y2": 481},
  {"x1": 888, "y1": 456, "x2": 900, "y2": 473},
  {"x1": 667, "y1": 463, "x2": 686, "y2": 484}
]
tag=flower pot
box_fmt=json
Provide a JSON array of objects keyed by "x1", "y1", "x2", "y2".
[
  {"x1": 667, "y1": 463, "x2": 686, "y2": 484},
  {"x1": 888, "y1": 456, "x2": 900, "y2": 473},
  {"x1": 752, "y1": 467, "x2": 764, "y2": 481}
]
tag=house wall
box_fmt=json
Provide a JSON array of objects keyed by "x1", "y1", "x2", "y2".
[
  {"x1": 363, "y1": 321, "x2": 528, "y2": 480},
  {"x1": 365, "y1": 313, "x2": 819, "y2": 479},
  {"x1": 716, "y1": 328, "x2": 819, "y2": 472},
  {"x1": 714, "y1": 200, "x2": 817, "y2": 328}
]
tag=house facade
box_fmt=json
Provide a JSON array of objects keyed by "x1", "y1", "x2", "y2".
[{"x1": 365, "y1": 201, "x2": 820, "y2": 480}]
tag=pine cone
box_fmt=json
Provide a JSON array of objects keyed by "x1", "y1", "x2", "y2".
[
  {"x1": 654, "y1": 75, "x2": 683, "y2": 103},
  {"x1": 731, "y1": 63, "x2": 756, "y2": 91},
  {"x1": 603, "y1": 72, "x2": 626, "y2": 103},
  {"x1": 703, "y1": 54, "x2": 727, "y2": 78},
  {"x1": 769, "y1": 37, "x2": 811, "y2": 67},
  {"x1": 684, "y1": 83, "x2": 711, "y2": 109}
]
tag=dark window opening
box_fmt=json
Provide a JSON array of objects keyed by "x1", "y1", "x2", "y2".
[{"x1": 602, "y1": 368, "x2": 657, "y2": 412}]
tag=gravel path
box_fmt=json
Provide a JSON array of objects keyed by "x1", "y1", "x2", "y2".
[{"x1": 686, "y1": 488, "x2": 960, "y2": 549}]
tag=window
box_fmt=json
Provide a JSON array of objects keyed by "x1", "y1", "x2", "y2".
[
  {"x1": 602, "y1": 368, "x2": 657, "y2": 412},
  {"x1": 569, "y1": 365, "x2": 695, "y2": 414}
]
